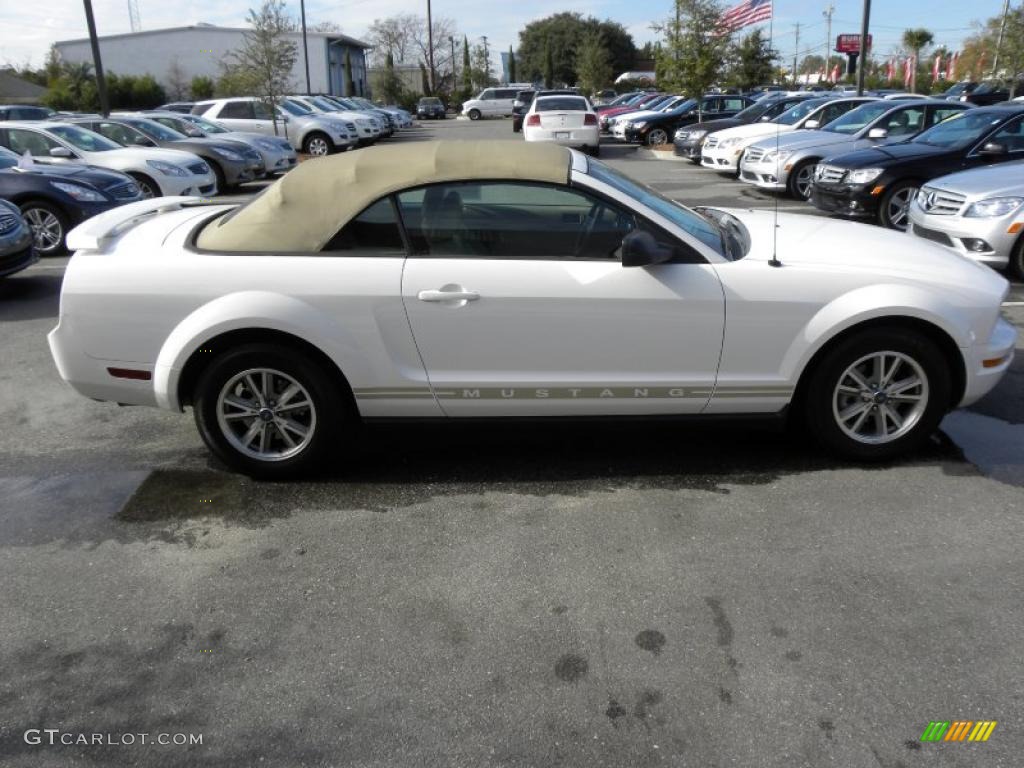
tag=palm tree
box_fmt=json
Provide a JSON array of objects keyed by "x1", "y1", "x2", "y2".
[{"x1": 902, "y1": 28, "x2": 934, "y2": 92}]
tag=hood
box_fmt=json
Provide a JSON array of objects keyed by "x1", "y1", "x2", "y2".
[
  {"x1": 617, "y1": 109, "x2": 663, "y2": 122},
  {"x1": 3, "y1": 161, "x2": 130, "y2": 188},
  {"x1": 924, "y1": 159, "x2": 1024, "y2": 197},
  {"x1": 170, "y1": 137, "x2": 252, "y2": 153},
  {"x1": 716, "y1": 122, "x2": 795, "y2": 141},
  {"x1": 722, "y1": 207, "x2": 1008, "y2": 299},
  {"x1": 821, "y1": 140, "x2": 944, "y2": 168},
  {"x1": 687, "y1": 118, "x2": 745, "y2": 133},
  {"x1": 747, "y1": 129, "x2": 855, "y2": 153},
  {"x1": 93, "y1": 146, "x2": 205, "y2": 167}
]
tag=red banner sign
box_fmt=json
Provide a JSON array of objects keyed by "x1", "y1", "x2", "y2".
[{"x1": 836, "y1": 34, "x2": 872, "y2": 54}]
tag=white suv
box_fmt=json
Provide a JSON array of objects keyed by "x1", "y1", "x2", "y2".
[
  {"x1": 461, "y1": 87, "x2": 519, "y2": 120},
  {"x1": 192, "y1": 98, "x2": 356, "y2": 156}
]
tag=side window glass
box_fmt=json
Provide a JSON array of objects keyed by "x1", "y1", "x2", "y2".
[
  {"x1": 723, "y1": 98, "x2": 745, "y2": 111},
  {"x1": 931, "y1": 107, "x2": 964, "y2": 126},
  {"x1": 96, "y1": 122, "x2": 134, "y2": 145},
  {"x1": 221, "y1": 101, "x2": 253, "y2": 119},
  {"x1": 988, "y1": 117, "x2": 1024, "y2": 152},
  {"x1": 252, "y1": 101, "x2": 274, "y2": 119},
  {"x1": 322, "y1": 198, "x2": 405, "y2": 253},
  {"x1": 480, "y1": 90, "x2": 495, "y2": 101},
  {"x1": 883, "y1": 107, "x2": 925, "y2": 136},
  {"x1": 6, "y1": 128, "x2": 59, "y2": 156}
]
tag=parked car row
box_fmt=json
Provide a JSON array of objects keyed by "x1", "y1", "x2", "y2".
[{"x1": 675, "y1": 95, "x2": 1024, "y2": 278}]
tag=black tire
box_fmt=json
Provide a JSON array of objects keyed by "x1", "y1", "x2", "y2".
[
  {"x1": 18, "y1": 199, "x2": 68, "y2": 256},
  {"x1": 128, "y1": 172, "x2": 160, "y2": 198},
  {"x1": 302, "y1": 132, "x2": 332, "y2": 157},
  {"x1": 689, "y1": 156, "x2": 702, "y2": 165},
  {"x1": 733, "y1": 150, "x2": 744, "y2": 179},
  {"x1": 646, "y1": 128, "x2": 669, "y2": 146},
  {"x1": 803, "y1": 327, "x2": 951, "y2": 462},
  {"x1": 588, "y1": 145, "x2": 601, "y2": 157},
  {"x1": 468, "y1": 109, "x2": 481, "y2": 121},
  {"x1": 1008, "y1": 235, "x2": 1024, "y2": 281},
  {"x1": 786, "y1": 158, "x2": 818, "y2": 201},
  {"x1": 208, "y1": 160, "x2": 228, "y2": 194},
  {"x1": 193, "y1": 343, "x2": 349, "y2": 479},
  {"x1": 878, "y1": 180, "x2": 920, "y2": 231}
]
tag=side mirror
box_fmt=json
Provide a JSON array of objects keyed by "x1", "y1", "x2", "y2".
[
  {"x1": 804, "y1": 119, "x2": 820, "y2": 129},
  {"x1": 760, "y1": 115, "x2": 772, "y2": 121},
  {"x1": 48, "y1": 146, "x2": 72, "y2": 158},
  {"x1": 621, "y1": 230, "x2": 675, "y2": 268},
  {"x1": 978, "y1": 141, "x2": 1008, "y2": 156},
  {"x1": 867, "y1": 127, "x2": 888, "y2": 139}
]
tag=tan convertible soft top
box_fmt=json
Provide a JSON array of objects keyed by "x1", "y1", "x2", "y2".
[{"x1": 196, "y1": 140, "x2": 572, "y2": 252}]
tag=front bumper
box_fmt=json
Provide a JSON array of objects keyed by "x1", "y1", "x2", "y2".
[
  {"x1": 739, "y1": 157, "x2": 789, "y2": 190},
  {"x1": 907, "y1": 204, "x2": 1020, "y2": 270},
  {"x1": 701, "y1": 144, "x2": 745, "y2": 171},
  {"x1": 623, "y1": 127, "x2": 650, "y2": 143},
  {"x1": 258, "y1": 146, "x2": 298, "y2": 174},
  {"x1": 809, "y1": 183, "x2": 879, "y2": 220},
  {"x1": 157, "y1": 171, "x2": 218, "y2": 197},
  {"x1": 673, "y1": 138, "x2": 703, "y2": 159},
  {"x1": 217, "y1": 156, "x2": 262, "y2": 187},
  {"x1": 0, "y1": 233, "x2": 37, "y2": 277}
]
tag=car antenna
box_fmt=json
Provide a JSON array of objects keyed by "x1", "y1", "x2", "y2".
[{"x1": 768, "y1": 101, "x2": 783, "y2": 268}]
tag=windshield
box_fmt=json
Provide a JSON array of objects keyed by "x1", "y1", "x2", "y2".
[
  {"x1": 186, "y1": 115, "x2": 228, "y2": 134},
  {"x1": 973, "y1": 82, "x2": 1004, "y2": 95},
  {"x1": 667, "y1": 98, "x2": 697, "y2": 114},
  {"x1": 308, "y1": 96, "x2": 339, "y2": 111},
  {"x1": 584, "y1": 157, "x2": 723, "y2": 255},
  {"x1": 912, "y1": 110, "x2": 1012, "y2": 149},
  {"x1": 0, "y1": 147, "x2": 17, "y2": 169},
  {"x1": 126, "y1": 118, "x2": 186, "y2": 141},
  {"x1": 47, "y1": 125, "x2": 121, "y2": 152},
  {"x1": 280, "y1": 99, "x2": 312, "y2": 116},
  {"x1": 775, "y1": 98, "x2": 829, "y2": 125},
  {"x1": 824, "y1": 102, "x2": 893, "y2": 134},
  {"x1": 734, "y1": 99, "x2": 776, "y2": 120},
  {"x1": 420, "y1": 97, "x2": 443, "y2": 105}
]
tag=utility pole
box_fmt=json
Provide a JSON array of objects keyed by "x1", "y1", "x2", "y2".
[
  {"x1": 791, "y1": 23, "x2": 801, "y2": 85},
  {"x1": 481, "y1": 35, "x2": 490, "y2": 84},
  {"x1": 823, "y1": 4, "x2": 834, "y2": 82},
  {"x1": 856, "y1": 0, "x2": 871, "y2": 95},
  {"x1": 299, "y1": 0, "x2": 310, "y2": 94},
  {"x1": 426, "y1": 0, "x2": 435, "y2": 94},
  {"x1": 994, "y1": 0, "x2": 1011, "y2": 78},
  {"x1": 82, "y1": 0, "x2": 109, "y2": 117}
]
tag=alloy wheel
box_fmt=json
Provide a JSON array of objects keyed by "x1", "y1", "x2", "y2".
[
  {"x1": 793, "y1": 165, "x2": 815, "y2": 200},
  {"x1": 23, "y1": 207, "x2": 63, "y2": 254},
  {"x1": 216, "y1": 368, "x2": 317, "y2": 461},
  {"x1": 648, "y1": 129, "x2": 668, "y2": 146},
  {"x1": 306, "y1": 136, "x2": 329, "y2": 156},
  {"x1": 832, "y1": 351, "x2": 929, "y2": 445},
  {"x1": 885, "y1": 186, "x2": 918, "y2": 230}
]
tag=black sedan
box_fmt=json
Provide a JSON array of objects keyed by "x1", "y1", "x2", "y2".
[
  {"x1": 673, "y1": 94, "x2": 820, "y2": 161},
  {"x1": 0, "y1": 198, "x2": 35, "y2": 277},
  {"x1": 809, "y1": 105, "x2": 1024, "y2": 230},
  {"x1": 68, "y1": 116, "x2": 264, "y2": 191},
  {"x1": 621, "y1": 94, "x2": 755, "y2": 146},
  {"x1": 0, "y1": 146, "x2": 142, "y2": 255},
  {"x1": 416, "y1": 97, "x2": 446, "y2": 120}
]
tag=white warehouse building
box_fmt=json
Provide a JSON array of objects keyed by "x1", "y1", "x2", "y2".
[{"x1": 55, "y1": 24, "x2": 372, "y2": 97}]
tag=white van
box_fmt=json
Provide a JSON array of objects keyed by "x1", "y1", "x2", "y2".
[{"x1": 461, "y1": 87, "x2": 520, "y2": 120}]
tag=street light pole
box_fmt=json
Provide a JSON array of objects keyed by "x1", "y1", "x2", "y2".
[
  {"x1": 426, "y1": 0, "x2": 435, "y2": 94},
  {"x1": 299, "y1": 0, "x2": 311, "y2": 94},
  {"x1": 82, "y1": 0, "x2": 109, "y2": 117},
  {"x1": 856, "y1": 0, "x2": 871, "y2": 95},
  {"x1": 791, "y1": 23, "x2": 800, "y2": 85},
  {"x1": 482, "y1": 35, "x2": 490, "y2": 84},
  {"x1": 823, "y1": 4, "x2": 834, "y2": 82},
  {"x1": 994, "y1": 0, "x2": 1011, "y2": 78},
  {"x1": 449, "y1": 36, "x2": 456, "y2": 90}
]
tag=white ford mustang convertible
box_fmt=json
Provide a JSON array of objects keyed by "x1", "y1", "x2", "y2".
[{"x1": 49, "y1": 141, "x2": 1016, "y2": 478}]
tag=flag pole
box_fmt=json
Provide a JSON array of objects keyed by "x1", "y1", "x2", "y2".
[{"x1": 768, "y1": 0, "x2": 775, "y2": 72}]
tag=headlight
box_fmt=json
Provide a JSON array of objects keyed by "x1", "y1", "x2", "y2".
[
  {"x1": 255, "y1": 139, "x2": 279, "y2": 150},
  {"x1": 762, "y1": 150, "x2": 792, "y2": 164},
  {"x1": 327, "y1": 121, "x2": 346, "y2": 131},
  {"x1": 49, "y1": 181, "x2": 107, "y2": 201},
  {"x1": 846, "y1": 168, "x2": 885, "y2": 185},
  {"x1": 146, "y1": 159, "x2": 188, "y2": 177},
  {"x1": 964, "y1": 196, "x2": 1024, "y2": 218},
  {"x1": 633, "y1": 121, "x2": 648, "y2": 129},
  {"x1": 688, "y1": 130, "x2": 708, "y2": 140},
  {"x1": 720, "y1": 137, "x2": 743, "y2": 147},
  {"x1": 213, "y1": 147, "x2": 244, "y2": 161}
]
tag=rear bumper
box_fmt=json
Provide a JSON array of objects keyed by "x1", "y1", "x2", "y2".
[
  {"x1": 47, "y1": 320, "x2": 158, "y2": 407},
  {"x1": 960, "y1": 317, "x2": 1018, "y2": 406},
  {"x1": 524, "y1": 127, "x2": 600, "y2": 148}
]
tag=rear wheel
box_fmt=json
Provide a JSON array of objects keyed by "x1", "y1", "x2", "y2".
[
  {"x1": 879, "y1": 181, "x2": 919, "y2": 231},
  {"x1": 303, "y1": 132, "x2": 332, "y2": 157},
  {"x1": 803, "y1": 327, "x2": 950, "y2": 461},
  {"x1": 786, "y1": 159, "x2": 818, "y2": 200},
  {"x1": 128, "y1": 173, "x2": 160, "y2": 198},
  {"x1": 193, "y1": 343, "x2": 348, "y2": 479},
  {"x1": 19, "y1": 200, "x2": 68, "y2": 255}
]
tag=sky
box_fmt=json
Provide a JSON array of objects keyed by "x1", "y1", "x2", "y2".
[{"x1": 0, "y1": 0, "x2": 1002, "y2": 75}]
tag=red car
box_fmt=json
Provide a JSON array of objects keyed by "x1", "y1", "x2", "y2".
[{"x1": 597, "y1": 93, "x2": 669, "y2": 131}]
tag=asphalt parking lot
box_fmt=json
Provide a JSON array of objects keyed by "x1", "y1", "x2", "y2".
[{"x1": 1, "y1": 117, "x2": 1023, "y2": 767}]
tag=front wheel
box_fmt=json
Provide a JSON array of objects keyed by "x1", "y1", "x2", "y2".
[
  {"x1": 1008, "y1": 234, "x2": 1024, "y2": 281},
  {"x1": 468, "y1": 109, "x2": 481, "y2": 121},
  {"x1": 646, "y1": 128, "x2": 668, "y2": 146},
  {"x1": 303, "y1": 132, "x2": 332, "y2": 157},
  {"x1": 803, "y1": 327, "x2": 950, "y2": 461},
  {"x1": 879, "y1": 181, "x2": 919, "y2": 231},
  {"x1": 193, "y1": 343, "x2": 348, "y2": 479},
  {"x1": 128, "y1": 173, "x2": 160, "y2": 199},
  {"x1": 786, "y1": 159, "x2": 817, "y2": 201},
  {"x1": 20, "y1": 201, "x2": 68, "y2": 255}
]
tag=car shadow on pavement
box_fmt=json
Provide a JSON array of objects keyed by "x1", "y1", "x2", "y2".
[{"x1": 0, "y1": 271, "x2": 61, "y2": 322}]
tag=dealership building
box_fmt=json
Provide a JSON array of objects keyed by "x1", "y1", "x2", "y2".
[{"x1": 54, "y1": 24, "x2": 372, "y2": 97}]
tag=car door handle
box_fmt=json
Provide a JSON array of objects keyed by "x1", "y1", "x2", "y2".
[{"x1": 418, "y1": 289, "x2": 480, "y2": 302}]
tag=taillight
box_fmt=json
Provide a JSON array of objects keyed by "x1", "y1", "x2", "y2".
[
  {"x1": 584, "y1": 114, "x2": 597, "y2": 126},
  {"x1": 526, "y1": 114, "x2": 540, "y2": 127}
]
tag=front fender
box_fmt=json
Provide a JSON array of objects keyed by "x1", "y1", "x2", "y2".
[
  {"x1": 780, "y1": 283, "x2": 971, "y2": 383},
  {"x1": 152, "y1": 290, "x2": 369, "y2": 411}
]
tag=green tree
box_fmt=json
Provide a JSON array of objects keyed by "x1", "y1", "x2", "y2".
[
  {"x1": 576, "y1": 31, "x2": 613, "y2": 95},
  {"x1": 516, "y1": 13, "x2": 636, "y2": 86},
  {"x1": 654, "y1": 0, "x2": 729, "y2": 117},
  {"x1": 902, "y1": 27, "x2": 934, "y2": 92},
  {"x1": 508, "y1": 47, "x2": 516, "y2": 83},
  {"x1": 42, "y1": 61, "x2": 99, "y2": 111},
  {"x1": 728, "y1": 29, "x2": 777, "y2": 91},
  {"x1": 190, "y1": 75, "x2": 215, "y2": 99},
  {"x1": 544, "y1": 44, "x2": 554, "y2": 88},
  {"x1": 462, "y1": 35, "x2": 472, "y2": 93},
  {"x1": 419, "y1": 61, "x2": 430, "y2": 95},
  {"x1": 379, "y1": 51, "x2": 404, "y2": 104},
  {"x1": 471, "y1": 44, "x2": 492, "y2": 88},
  {"x1": 223, "y1": 0, "x2": 297, "y2": 134}
]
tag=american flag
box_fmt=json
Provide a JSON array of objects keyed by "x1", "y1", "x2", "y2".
[{"x1": 721, "y1": 0, "x2": 773, "y2": 32}]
